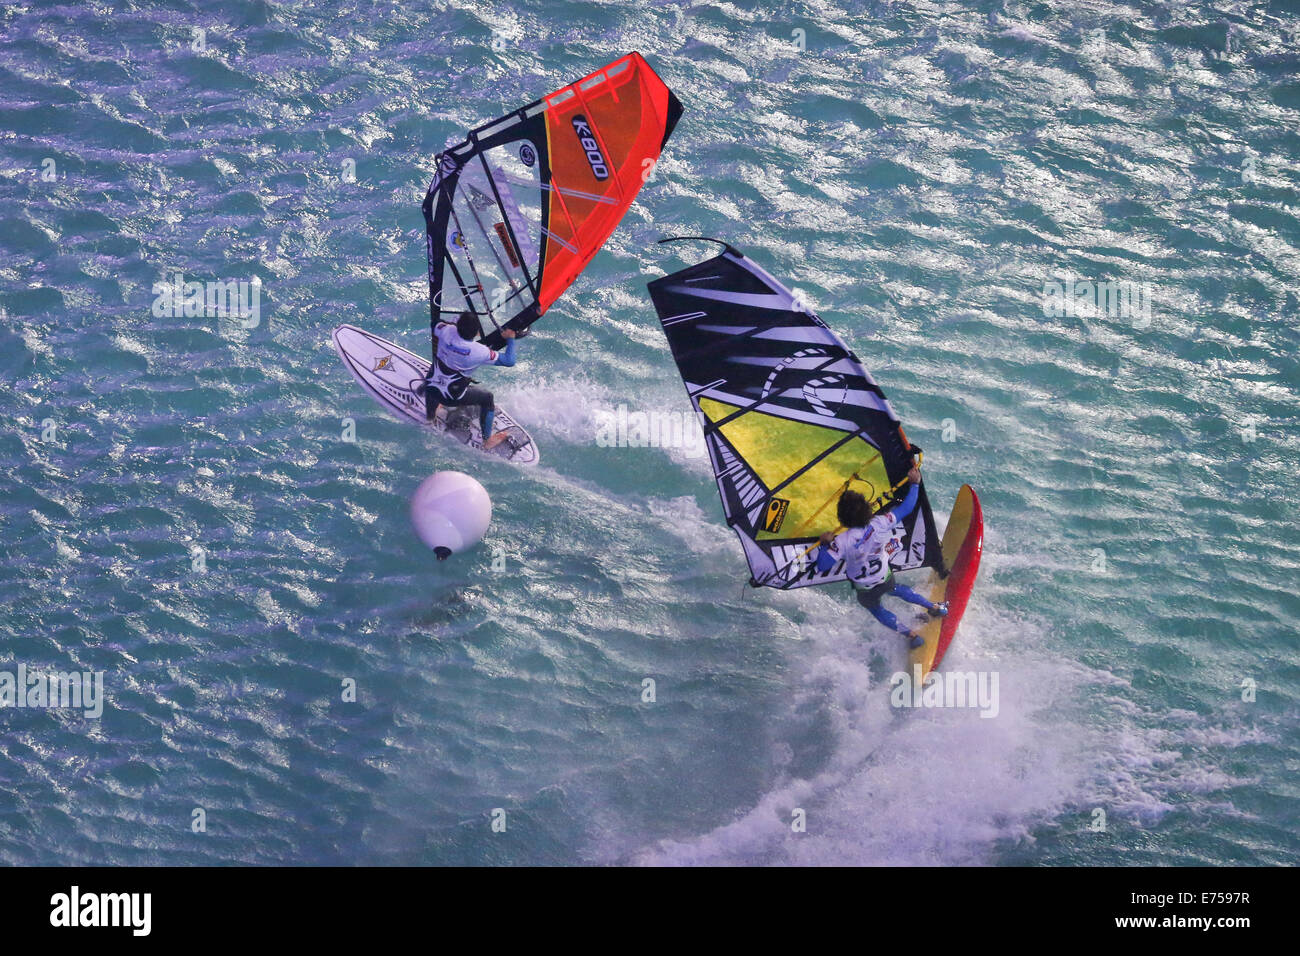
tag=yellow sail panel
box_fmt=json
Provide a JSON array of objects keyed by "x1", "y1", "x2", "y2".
[
  {"x1": 698, "y1": 397, "x2": 890, "y2": 541},
  {"x1": 698, "y1": 396, "x2": 840, "y2": 488},
  {"x1": 774, "y1": 438, "x2": 890, "y2": 540}
]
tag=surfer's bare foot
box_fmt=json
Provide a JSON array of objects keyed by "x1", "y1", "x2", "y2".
[{"x1": 483, "y1": 431, "x2": 509, "y2": 451}]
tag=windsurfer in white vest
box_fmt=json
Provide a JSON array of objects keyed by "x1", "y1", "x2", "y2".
[
  {"x1": 814, "y1": 464, "x2": 948, "y2": 648},
  {"x1": 418, "y1": 311, "x2": 520, "y2": 452}
]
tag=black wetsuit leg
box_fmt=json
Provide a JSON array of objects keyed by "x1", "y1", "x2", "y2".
[{"x1": 434, "y1": 386, "x2": 494, "y2": 437}]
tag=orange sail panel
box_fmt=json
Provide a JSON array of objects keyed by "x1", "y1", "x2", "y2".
[
  {"x1": 422, "y1": 53, "x2": 682, "y2": 351},
  {"x1": 537, "y1": 55, "x2": 678, "y2": 311}
]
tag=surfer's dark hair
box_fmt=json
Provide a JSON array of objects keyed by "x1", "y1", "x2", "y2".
[
  {"x1": 837, "y1": 489, "x2": 872, "y2": 528},
  {"x1": 456, "y1": 311, "x2": 482, "y2": 340}
]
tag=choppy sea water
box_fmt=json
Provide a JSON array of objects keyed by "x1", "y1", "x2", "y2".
[{"x1": 1, "y1": 0, "x2": 1297, "y2": 865}]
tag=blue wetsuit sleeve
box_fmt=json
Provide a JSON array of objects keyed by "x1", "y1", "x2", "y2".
[
  {"x1": 493, "y1": 337, "x2": 518, "y2": 367},
  {"x1": 890, "y1": 483, "x2": 919, "y2": 521},
  {"x1": 815, "y1": 542, "x2": 836, "y2": 573}
]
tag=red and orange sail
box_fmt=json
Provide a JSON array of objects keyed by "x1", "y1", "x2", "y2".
[{"x1": 422, "y1": 53, "x2": 682, "y2": 350}]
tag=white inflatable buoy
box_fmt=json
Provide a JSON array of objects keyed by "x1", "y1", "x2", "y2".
[{"x1": 409, "y1": 471, "x2": 492, "y2": 561}]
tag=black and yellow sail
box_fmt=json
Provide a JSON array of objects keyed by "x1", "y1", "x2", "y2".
[{"x1": 647, "y1": 240, "x2": 941, "y2": 589}]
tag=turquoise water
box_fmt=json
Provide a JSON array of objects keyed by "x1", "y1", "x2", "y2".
[{"x1": 1, "y1": 0, "x2": 1297, "y2": 865}]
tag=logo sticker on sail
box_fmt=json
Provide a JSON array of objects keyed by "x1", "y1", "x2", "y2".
[
  {"x1": 763, "y1": 498, "x2": 791, "y2": 533},
  {"x1": 571, "y1": 115, "x2": 609, "y2": 180},
  {"x1": 519, "y1": 143, "x2": 536, "y2": 167},
  {"x1": 494, "y1": 222, "x2": 520, "y2": 268}
]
